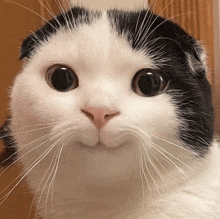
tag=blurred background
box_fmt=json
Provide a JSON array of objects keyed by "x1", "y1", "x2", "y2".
[{"x1": 0, "y1": 0, "x2": 219, "y2": 218}]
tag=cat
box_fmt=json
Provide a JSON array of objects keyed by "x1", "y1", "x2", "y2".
[{"x1": 0, "y1": 5, "x2": 220, "y2": 219}]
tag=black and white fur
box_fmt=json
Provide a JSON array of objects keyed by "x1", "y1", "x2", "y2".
[{"x1": 0, "y1": 6, "x2": 220, "y2": 219}]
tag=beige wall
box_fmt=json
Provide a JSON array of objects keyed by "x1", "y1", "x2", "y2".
[{"x1": 70, "y1": 0, "x2": 148, "y2": 9}]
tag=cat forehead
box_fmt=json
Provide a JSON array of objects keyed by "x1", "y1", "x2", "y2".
[
  {"x1": 46, "y1": 12, "x2": 137, "y2": 58},
  {"x1": 31, "y1": 12, "x2": 154, "y2": 71}
]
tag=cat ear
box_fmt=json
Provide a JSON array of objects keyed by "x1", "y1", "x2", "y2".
[
  {"x1": 185, "y1": 44, "x2": 207, "y2": 79},
  {"x1": 19, "y1": 16, "x2": 58, "y2": 60},
  {"x1": 177, "y1": 33, "x2": 207, "y2": 79},
  {"x1": 19, "y1": 34, "x2": 37, "y2": 60}
]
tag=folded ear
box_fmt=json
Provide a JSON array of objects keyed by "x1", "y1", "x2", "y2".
[
  {"x1": 175, "y1": 31, "x2": 207, "y2": 79},
  {"x1": 0, "y1": 119, "x2": 17, "y2": 166},
  {"x1": 185, "y1": 44, "x2": 207, "y2": 79}
]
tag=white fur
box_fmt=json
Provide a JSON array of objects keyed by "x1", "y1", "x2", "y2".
[{"x1": 9, "y1": 12, "x2": 220, "y2": 218}]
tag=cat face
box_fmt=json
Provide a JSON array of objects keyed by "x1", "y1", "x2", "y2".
[{"x1": 6, "y1": 8, "x2": 214, "y2": 189}]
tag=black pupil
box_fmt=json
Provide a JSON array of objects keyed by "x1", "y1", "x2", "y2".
[
  {"x1": 51, "y1": 67, "x2": 75, "y2": 91},
  {"x1": 138, "y1": 72, "x2": 162, "y2": 96}
]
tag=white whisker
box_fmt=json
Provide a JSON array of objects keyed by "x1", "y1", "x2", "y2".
[
  {"x1": 0, "y1": 135, "x2": 63, "y2": 206},
  {"x1": 35, "y1": 147, "x2": 60, "y2": 219},
  {"x1": 135, "y1": 9, "x2": 150, "y2": 45},
  {"x1": 119, "y1": 123, "x2": 192, "y2": 180},
  {"x1": 0, "y1": 132, "x2": 54, "y2": 169},
  {"x1": 55, "y1": 0, "x2": 70, "y2": 29},
  {"x1": 5, "y1": 0, "x2": 58, "y2": 31},
  {"x1": 139, "y1": 146, "x2": 151, "y2": 193},
  {"x1": 141, "y1": 147, "x2": 160, "y2": 193},
  {"x1": 137, "y1": 0, "x2": 175, "y2": 48},
  {"x1": 152, "y1": 142, "x2": 193, "y2": 171},
  {"x1": 149, "y1": 133, "x2": 196, "y2": 154},
  {"x1": 151, "y1": 143, "x2": 189, "y2": 179},
  {"x1": 13, "y1": 125, "x2": 54, "y2": 136},
  {"x1": 135, "y1": 0, "x2": 158, "y2": 46},
  {"x1": 45, "y1": 143, "x2": 64, "y2": 217},
  {"x1": 37, "y1": 0, "x2": 62, "y2": 29},
  {"x1": 28, "y1": 149, "x2": 58, "y2": 219},
  {"x1": 139, "y1": 12, "x2": 195, "y2": 49}
]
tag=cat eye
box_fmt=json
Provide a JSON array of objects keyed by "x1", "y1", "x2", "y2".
[
  {"x1": 46, "y1": 64, "x2": 78, "y2": 92},
  {"x1": 132, "y1": 69, "x2": 168, "y2": 97}
]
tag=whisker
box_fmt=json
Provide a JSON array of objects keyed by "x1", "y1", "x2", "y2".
[
  {"x1": 5, "y1": 0, "x2": 58, "y2": 31},
  {"x1": 120, "y1": 125, "x2": 162, "y2": 192},
  {"x1": 132, "y1": 130, "x2": 162, "y2": 193},
  {"x1": 37, "y1": 0, "x2": 62, "y2": 29},
  {"x1": 122, "y1": 123, "x2": 195, "y2": 172},
  {"x1": 55, "y1": 0, "x2": 70, "y2": 29},
  {"x1": 135, "y1": 0, "x2": 158, "y2": 46},
  {"x1": 139, "y1": 146, "x2": 151, "y2": 193},
  {"x1": 150, "y1": 143, "x2": 189, "y2": 179},
  {"x1": 34, "y1": 146, "x2": 61, "y2": 219},
  {"x1": 0, "y1": 132, "x2": 54, "y2": 167},
  {"x1": 0, "y1": 134, "x2": 64, "y2": 205},
  {"x1": 152, "y1": 142, "x2": 193, "y2": 171},
  {"x1": 11, "y1": 121, "x2": 59, "y2": 128},
  {"x1": 119, "y1": 124, "x2": 192, "y2": 179},
  {"x1": 66, "y1": 0, "x2": 76, "y2": 29},
  {"x1": 138, "y1": 12, "x2": 195, "y2": 49},
  {"x1": 137, "y1": 0, "x2": 175, "y2": 48},
  {"x1": 149, "y1": 133, "x2": 196, "y2": 154},
  {"x1": 135, "y1": 9, "x2": 150, "y2": 45},
  {"x1": 141, "y1": 147, "x2": 160, "y2": 193},
  {"x1": 28, "y1": 149, "x2": 58, "y2": 219},
  {"x1": 45, "y1": 143, "x2": 64, "y2": 217},
  {"x1": 135, "y1": 0, "x2": 158, "y2": 42},
  {"x1": 12, "y1": 125, "x2": 55, "y2": 136},
  {"x1": 1, "y1": 122, "x2": 74, "y2": 166},
  {"x1": 149, "y1": 149, "x2": 170, "y2": 179},
  {"x1": 139, "y1": 153, "x2": 145, "y2": 201},
  {"x1": 135, "y1": 11, "x2": 141, "y2": 34},
  {"x1": 16, "y1": 121, "x2": 61, "y2": 131},
  {"x1": 151, "y1": 149, "x2": 180, "y2": 188},
  {"x1": 147, "y1": 149, "x2": 167, "y2": 185}
]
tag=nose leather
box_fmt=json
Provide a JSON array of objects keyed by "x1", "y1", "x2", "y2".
[{"x1": 82, "y1": 107, "x2": 119, "y2": 129}]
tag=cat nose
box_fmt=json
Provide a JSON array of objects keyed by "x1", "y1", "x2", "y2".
[{"x1": 81, "y1": 107, "x2": 119, "y2": 129}]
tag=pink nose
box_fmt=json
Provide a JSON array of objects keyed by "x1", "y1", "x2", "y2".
[{"x1": 82, "y1": 107, "x2": 119, "y2": 129}]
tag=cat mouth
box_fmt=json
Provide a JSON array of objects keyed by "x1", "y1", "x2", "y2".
[
  {"x1": 77, "y1": 141, "x2": 123, "y2": 150},
  {"x1": 77, "y1": 141, "x2": 105, "y2": 148}
]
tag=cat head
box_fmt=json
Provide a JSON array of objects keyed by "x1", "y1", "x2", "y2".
[{"x1": 0, "y1": 7, "x2": 214, "y2": 186}]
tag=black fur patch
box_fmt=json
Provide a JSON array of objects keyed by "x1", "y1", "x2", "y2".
[
  {"x1": 20, "y1": 7, "x2": 101, "y2": 60},
  {"x1": 0, "y1": 119, "x2": 17, "y2": 166},
  {"x1": 107, "y1": 9, "x2": 214, "y2": 156}
]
